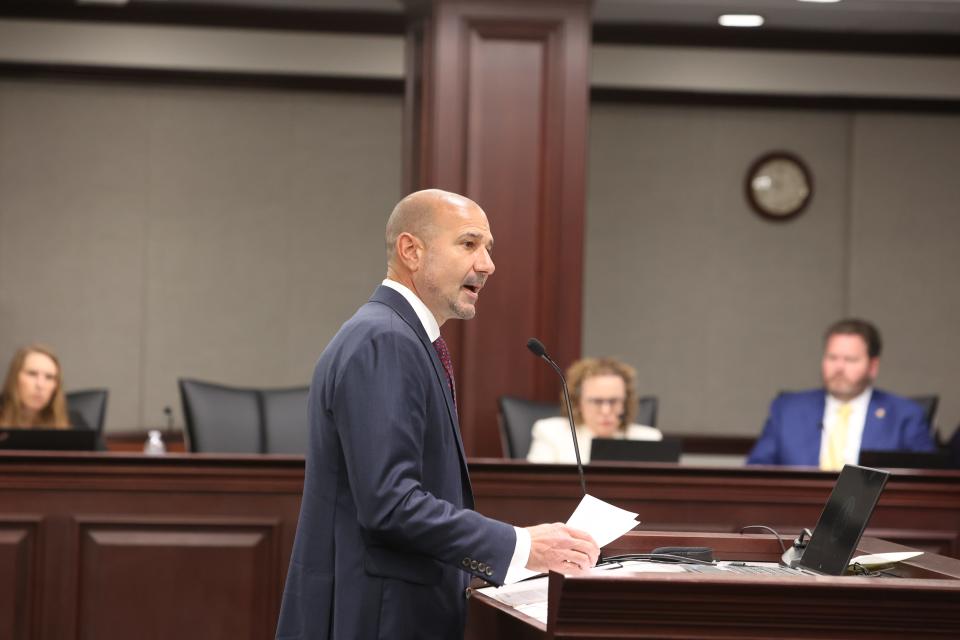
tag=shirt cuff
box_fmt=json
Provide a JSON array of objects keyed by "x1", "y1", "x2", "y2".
[{"x1": 503, "y1": 526, "x2": 533, "y2": 584}]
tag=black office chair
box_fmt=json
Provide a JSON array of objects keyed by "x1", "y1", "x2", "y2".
[
  {"x1": 261, "y1": 386, "x2": 310, "y2": 454},
  {"x1": 65, "y1": 388, "x2": 108, "y2": 433},
  {"x1": 637, "y1": 395, "x2": 658, "y2": 428},
  {"x1": 948, "y1": 423, "x2": 960, "y2": 468},
  {"x1": 178, "y1": 378, "x2": 263, "y2": 453},
  {"x1": 497, "y1": 396, "x2": 560, "y2": 459},
  {"x1": 907, "y1": 395, "x2": 939, "y2": 432}
]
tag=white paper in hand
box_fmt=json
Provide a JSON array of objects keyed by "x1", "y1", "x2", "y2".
[
  {"x1": 502, "y1": 494, "x2": 641, "y2": 585},
  {"x1": 566, "y1": 494, "x2": 640, "y2": 547}
]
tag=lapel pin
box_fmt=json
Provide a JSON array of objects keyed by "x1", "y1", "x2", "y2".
[{"x1": 875, "y1": 408, "x2": 886, "y2": 419}]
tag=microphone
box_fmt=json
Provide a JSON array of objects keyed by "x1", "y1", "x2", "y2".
[{"x1": 526, "y1": 338, "x2": 587, "y2": 496}]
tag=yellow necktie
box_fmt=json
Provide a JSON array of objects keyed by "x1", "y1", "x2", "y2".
[{"x1": 821, "y1": 403, "x2": 852, "y2": 471}]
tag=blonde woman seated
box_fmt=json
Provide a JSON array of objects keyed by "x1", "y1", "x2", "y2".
[
  {"x1": 0, "y1": 344, "x2": 72, "y2": 429},
  {"x1": 527, "y1": 357, "x2": 661, "y2": 464}
]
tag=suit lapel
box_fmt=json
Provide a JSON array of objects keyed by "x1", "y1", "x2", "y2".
[
  {"x1": 861, "y1": 391, "x2": 886, "y2": 449},
  {"x1": 810, "y1": 391, "x2": 827, "y2": 466},
  {"x1": 369, "y1": 286, "x2": 470, "y2": 472}
]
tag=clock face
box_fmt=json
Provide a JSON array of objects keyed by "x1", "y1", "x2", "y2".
[{"x1": 746, "y1": 153, "x2": 813, "y2": 220}]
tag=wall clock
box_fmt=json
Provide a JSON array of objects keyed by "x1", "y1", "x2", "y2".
[{"x1": 745, "y1": 152, "x2": 813, "y2": 221}]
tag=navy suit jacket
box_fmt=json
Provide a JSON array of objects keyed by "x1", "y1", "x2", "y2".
[
  {"x1": 276, "y1": 286, "x2": 516, "y2": 640},
  {"x1": 746, "y1": 388, "x2": 935, "y2": 467}
]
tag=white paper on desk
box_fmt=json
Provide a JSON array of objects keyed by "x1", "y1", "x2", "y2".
[
  {"x1": 614, "y1": 560, "x2": 690, "y2": 574},
  {"x1": 849, "y1": 551, "x2": 922, "y2": 568},
  {"x1": 478, "y1": 576, "x2": 548, "y2": 607},
  {"x1": 478, "y1": 578, "x2": 551, "y2": 625},
  {"x1": 503, "y1": 494, "x2": 640, "y2": 584}
]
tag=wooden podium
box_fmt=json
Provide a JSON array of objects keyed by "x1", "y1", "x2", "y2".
[{"x1": 467, "y1": 531, "x2": 960, "y2": 639}]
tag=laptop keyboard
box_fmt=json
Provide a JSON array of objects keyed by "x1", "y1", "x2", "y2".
[
  {"x1": 722, "y1": 564, "x2": 803, "y2": 576},
  {"x1": 682, "y1": 563, "x2": 804, "y2": 577}
]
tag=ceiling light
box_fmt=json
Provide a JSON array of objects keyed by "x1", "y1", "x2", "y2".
[{"x1": 718, "y1": 14, "x2": 765, "y2": 28}]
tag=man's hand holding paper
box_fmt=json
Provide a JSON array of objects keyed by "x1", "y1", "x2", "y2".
[{"x1": 511, "y1": 494, "x2": 640, "y2": 584}]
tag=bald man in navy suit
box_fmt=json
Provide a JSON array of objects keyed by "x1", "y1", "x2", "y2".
[
  {"x1": 276, "y1": 190, "x2": 599, "y2": 640},
  {"x1": 747, "y1": 318, "x2": 935, "y2": 468}
]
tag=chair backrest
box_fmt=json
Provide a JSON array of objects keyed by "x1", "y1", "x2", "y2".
[
  {"x1": 637, "y1": 395, "x2": 658, "y2": 428},
  {"x1": 261, "y1": 386, "x2": 310, "y2": 454},
  {"x1": 498, "y1": 396, "x2": 559, "y2": 459},
  {"x1": 908, "y1": 395, "x2": 939, "y2": 431},
  {"x1": 65, "y1": 389, "x2": 108, "y2": 433},
  {"x1": 178, "y1": 378, "x2": 262, "y2": 453}
]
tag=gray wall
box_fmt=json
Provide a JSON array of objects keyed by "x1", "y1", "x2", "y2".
[
  {"x1": 1, "y1": 66, "x2": 957, "y2": 440},
  {"x1": 0, "y1": 79, "x2": 402, "y2": 431},
  {"x1": 585, "y1": 103, "x2": 960, "y2": 437}
]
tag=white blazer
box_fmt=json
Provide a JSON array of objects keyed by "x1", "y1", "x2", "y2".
[{"x1": 526, "y1": 416, "x2": 663, "y2": 464}]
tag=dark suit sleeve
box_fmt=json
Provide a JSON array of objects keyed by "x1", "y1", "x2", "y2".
[
  {"x1": 746, "y1": 396, "x2": 783, "y2": 465},
  {"x1": 331, "y1": 328, "x2": 516, "y2": 584}
]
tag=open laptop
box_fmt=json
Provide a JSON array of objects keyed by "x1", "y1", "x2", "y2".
[
  {"x1": 0, "y1": 428, "x2": 99, "y2": 451},
  {"x1": 684, "y1": 464, "x2": 890, "y2": 577},
  {"x1": 590, "y1": 437, "x2": 682, "y2": 463}
]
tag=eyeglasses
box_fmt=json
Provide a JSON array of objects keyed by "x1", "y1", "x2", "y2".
[{"x1": 582, "y1": 397, "x2": 626, "y2": 409}]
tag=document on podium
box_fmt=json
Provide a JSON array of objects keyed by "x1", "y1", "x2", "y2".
[
  {"x1": 502, "y1": 494, "x2": 640, "y2": 584},
  {"x1": 478, "y1": 562, "x2": 634, "y2": 625}
]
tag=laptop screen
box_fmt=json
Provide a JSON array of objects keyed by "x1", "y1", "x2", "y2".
[
  {"x1": 589, "y1": 437, "x2": 682, "y2": 463},
  {"x1": 0, "y1": 428, "x2": 98, "y2": 451},
  {"x1": 796, "y1": 464, "x2": 890, "y2": 576}
]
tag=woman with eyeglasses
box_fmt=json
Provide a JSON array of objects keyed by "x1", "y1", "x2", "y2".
[{"x1": 526, "y1": 357, "x2": 661, "y2": 463}]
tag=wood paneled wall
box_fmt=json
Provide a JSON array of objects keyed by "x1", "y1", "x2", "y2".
[{"x1": 405, "y1": 0, "x2": 592, "y2": 456}]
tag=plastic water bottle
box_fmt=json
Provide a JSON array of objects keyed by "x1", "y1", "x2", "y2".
[{"x1": 143, "y1": 429, "x2": 167, "y2": 455}]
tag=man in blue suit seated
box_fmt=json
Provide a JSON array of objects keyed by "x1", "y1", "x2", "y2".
[
  {"x1": 276, "y1": 190, "x2": 599, "y2": 640},
  {"x1": 747, "y1": 318, "x2": 935, "y2": 469}
]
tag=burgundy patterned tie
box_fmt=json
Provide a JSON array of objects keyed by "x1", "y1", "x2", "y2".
[{"x1": 432, "y1": 336, "x2": 458, "y2": 415}]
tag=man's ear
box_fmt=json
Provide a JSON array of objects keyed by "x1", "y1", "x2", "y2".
[
  {"x1": 396, "y1": 232, "x2": 423, "y2": 271},
  {"x1": 869, "y1": 357, "x2": 881, "y2": 381}
]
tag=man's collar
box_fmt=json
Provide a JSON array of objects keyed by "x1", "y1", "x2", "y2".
[{"x1": 381, "y1": 279, "x2": 440, "y2": 342}]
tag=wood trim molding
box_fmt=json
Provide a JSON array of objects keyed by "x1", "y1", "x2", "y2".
[
  {"x1": 591, "y1": 87, "x2": 960, "y2": 114},
  {"x1": 593, "y1": 23, "x2": 960, "y2": 57},
  {"x1": 0, "y1": 62, "x2": 405, "y2": 93}
]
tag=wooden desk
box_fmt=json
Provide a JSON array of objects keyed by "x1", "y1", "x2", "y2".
[
  {"x1": 468, "y1": 459, "x2": 960, "y2": 558},
  {"x1": 468, "y1": 531, "x2": 960, "y2": 640},
  {"x1": 0, "y1": 451, "x2": 303, "y2": 640},
  {"x1": 4, "y1": 452, "x2": 960, "y2": 639}
]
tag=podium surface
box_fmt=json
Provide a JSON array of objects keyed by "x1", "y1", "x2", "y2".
[{"x1": 467, "y1": 531, "x2": 960, "y2": 639}]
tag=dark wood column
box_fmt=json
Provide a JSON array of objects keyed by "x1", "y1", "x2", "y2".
[{"x1": 404, "y1": 0, "x2": 592, "y2": 456}]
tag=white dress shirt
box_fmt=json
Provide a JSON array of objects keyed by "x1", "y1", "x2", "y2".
[{"x1": 821, "y1": 387, "x2": 873, "y2": 465}]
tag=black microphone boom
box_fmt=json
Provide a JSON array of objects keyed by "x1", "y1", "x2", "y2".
[{"x1": 526, "y1": 338, "x2": 588, "y2": 496}]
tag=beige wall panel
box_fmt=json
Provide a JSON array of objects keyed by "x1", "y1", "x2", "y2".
[
  {"x1": 0, "y1": 79, "x2": 401, "y2": 432},
  {"x1": 279, "y1": 94, "x2": 402, "y2": 378},
  {"x1": 592, "y1": 45, "x2": 960, "y2": 99},
  {"x1": 849, "y1": 114, "x2": 960, "y2": 438},
  {"x1": 141, "y1": 87, "x2": 401, "y2": 428},
  {"x1": 0, "y1": 19, "x2": 404, "y2": 79},
  {"x1": 0, "y1": 81, "x2": 147, "y2": 429},
  {"x1": 585, "y1": 104, "x2": 850, "y2": 435}
]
